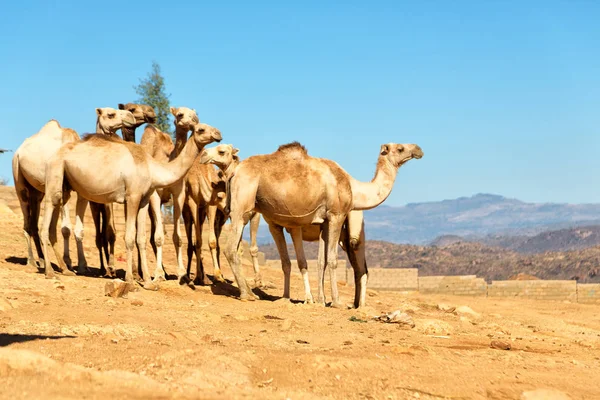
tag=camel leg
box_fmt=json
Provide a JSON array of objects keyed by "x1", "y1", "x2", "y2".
[
  {"x1": 183, "y1": 203, "x2": 195, "y2": 279},
  {"x1": 28, "y1": 190, "x2": 45, "y2": 268},
  {"x1": 268, "y1": 223, "x2": 292, "y2": 299},
  {"x1": 41, "y1": 201, "x2": 59, "y2": 279},
  {"x1": 60, "y1": 203, "x2": 73, "y2": 269},
  {"x1": 17, "y1": 189, "x2": 37, "y2": 270},
  {"x1": 290, "y1": 227, "x2": 314, "y2": 304},
  {"x1": 316, "y1": 226, "x2": 327, "y2": 305},
  {"x1": 194, "y1": 206, "x2": 212, "y2": 286},
  {"x1": 105, "y1": 203, "x2": 117, "y2": 277},
  {"x1": 89, "y1": 202, "x2": 106, "y2": 274},
  {"x1": 213, "y1": 210, "x2": 226, "y2": 280},
  {"x1": 149, "y1": 192, "x2": 165, "y2": 282},
  {"x1": 136, "y1": 197, "x2": 158, "y2": 291},
  {"x1": 345, "y1": 211, "x2": 368, "y2": 308},
  {"x1": 171, "y1": 183, "x2": 188, "y2": 283},
  {"x1": 224, "y1": 216, "x2": 256, "y2": 301},
  {"x1": 325, "y1": 216, "x2": 345, "y2": 309},
  {"x1": 248, "y1": 212, "x2": 262, "y2": 287},
  {"x1": 14, "y1": 161, "x2": 39, "y2": 270},
  {"x1": 74, "y1": 196, "x2": 89, "y2": 275},
  {"x1": 124, "y1": 196, "x2": 141, "y2": 286},
  {"x1": 206, "y1": 205, "x2": 222, "y2": 282}
]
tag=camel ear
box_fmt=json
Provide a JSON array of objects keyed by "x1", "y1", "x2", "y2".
[
  {"x1": 380, "y1": 144, "x2": 390, "y2": 155},
  {"x1": 118, "y1": 103, "x2": 125, "y2": 110},
  {"x1": 96, "y1": 108, "x2": 102, "y2": 116},
  {"x1": 170, "y1": 107, "x2": 177, "y2": 116},
  {"x1": 233, "y1": 148, "x2": 240, "y2": 155}
]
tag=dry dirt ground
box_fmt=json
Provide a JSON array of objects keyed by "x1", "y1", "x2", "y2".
[{"x1": 1, "y1": 217, "x2": 600, "y2": 400}]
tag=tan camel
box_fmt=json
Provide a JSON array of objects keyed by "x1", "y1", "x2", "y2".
[
  {"x1": 12, "y1": 108, "x2": 136, "y2": 275},
  {"x1": 222, "y1": 142, "x2": 423, "y2": 305},
  {"x1": 40, "y1": 123, "x2": 222, "y2": 289},
  {"x1": 91, "y1": 104, "x2": 159, "y2": 276},
  {"x1": 182, "y1": 143, "x2": 238, "y2": 286}
]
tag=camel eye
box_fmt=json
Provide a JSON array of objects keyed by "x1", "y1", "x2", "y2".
[
  {"x1": 177, "y1": 113, "x2": 183, "y2": 119},
  {"x1": 218, "y1": 151, "x2": 225, "y2": 155},
  {"x1": 108, "y1": 113, "x2": 115, "y2": 118},
  {"x1": 129, "y1": 108, "x2": 136, "y2": 112}
]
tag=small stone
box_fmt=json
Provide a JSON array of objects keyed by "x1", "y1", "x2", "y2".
[
  {"x1": 131, "y1": 300, "x2": 143, "y2": 307},
  {"x1": 378, "y1": 310, "x2": 415, "y2": 328},
  {"x1": 335, "y1": 374, "x2": 341, "y2": 380},
  {"x1": 280, "y1": 319, "x2": 294, "y2": 331},
  {"x1": 105, "y1": 279, "x2": 131, "y2": 298},
  {"x1": 111, "y1": 338, "x2": 119, "y2": 344},
  {"x1": 491, "y1": 340, "x2": 511, "y2": 350},
  {"x1": 520, "y1": 389, "x2": 571, "y2": 400},
  {"x1": 53, "y1": 281, "x2": 65, "y2": 290},
  {"x1": 455, "y1": 306, "x2": 481, "y2": 319},
  {"x1": 438, "y1": 303, "x2": 455, "y2": 313},
  {"x1": 367, "y1": 289, "x2": 378, "y2": 297}
]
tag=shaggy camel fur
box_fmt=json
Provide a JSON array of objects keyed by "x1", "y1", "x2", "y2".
[
  {"x1": 40, "y1": 124, "x2": 222, "y2": 289},
  {"x1": 183, "y1": 143, "x2": 239, "y2": 286},
  {"x1": 223, "y1": 142, "x2": 423, "y2": 305},
  {"x1": 12, "y1": 109, "x2": 136, "y2": 275}
]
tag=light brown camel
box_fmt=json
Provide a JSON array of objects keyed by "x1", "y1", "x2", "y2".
[
  {"x1": 91, "y1": 103, "x2": 158, "y2": 277},
  {"x1": 182, "y1": 143, "x2": 238, "y2": 286},
  {"x1": 12, "y1": 108, "x2": 136, "y2": 275},
  {"x1": 40, "y1": 123, "x2": 222, "y2": 289},
  {"x1": 223, "y1": 142, "x2": 423, "y2": 305}
]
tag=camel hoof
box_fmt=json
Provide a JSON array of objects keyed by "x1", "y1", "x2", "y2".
[
  {"x1": 153, "y1": 274, "x2": 166, "y2": 283},
  {"x1": 61, "y1": 269, "x2": 76, "y2": 277},
  {"x1": 214, "y1": 274, "x2": 226, "y2": 283},
  {"x1": 63, "y1": 258, "x2": 73, "y2": 270},
  {"x1": 142, "y1": 281, "x2": 159, "y2": 291},
  {"x1": 304, "y1": 297, "x2": 315, "y2": 305},
  {"x1": 193, "y1": 276, "x2": 212, "y2": 286},
  {"x1": 330, "y1": 301, "x2": 344, "y2": 309},
  {"x1": 239, "y1": 292, "x2": 256, "y2": 302}
]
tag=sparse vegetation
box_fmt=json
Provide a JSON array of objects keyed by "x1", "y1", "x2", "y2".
[{"x1": 134, "y1": 61, "x2": 172, "y2": 136}]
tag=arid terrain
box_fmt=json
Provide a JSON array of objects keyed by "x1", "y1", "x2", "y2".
[{"x1": 1, "y1": 216, "x2": 600, "y2": 399}]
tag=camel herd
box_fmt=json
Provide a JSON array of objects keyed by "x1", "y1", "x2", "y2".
[{"x1": 11, "y1": 104, "x2": 423, "y2": 308}]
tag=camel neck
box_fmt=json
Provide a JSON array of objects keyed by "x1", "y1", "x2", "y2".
[
  {"x1": 172, "y1": 125, "x2": 190, "y2": 158},
  {"x1": 150, "y1": 137, "x2": 201, "y2": 189},
  {"x1": 350, "y1": 157, "x2": 398, "y2": 210},
  {"x1": 121, "y1": 125, "x2": 137, "y2": 142}
]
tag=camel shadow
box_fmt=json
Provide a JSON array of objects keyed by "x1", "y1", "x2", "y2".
[
  {"x1": 208, "y1": 279, "x2": 280, "y2": 301},
  {"x1": 5, "y1": 256, "x2": 27, "y2": 265},
  {"x1": 0, "y1": 333, "x2": 76, "y2": 347}
]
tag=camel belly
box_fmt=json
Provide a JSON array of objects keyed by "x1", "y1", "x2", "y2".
[
  {"x1": 64, "y1": 161, "x2": 127, "y2": 204},
  {"x1": 256, "y1": 202, "x2": 327, "y2": 228}
]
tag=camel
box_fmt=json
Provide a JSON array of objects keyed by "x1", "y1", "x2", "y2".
[
  {"x1": 182, "y1": 143, "x2": 239, "y2": 286},
  {"x1": 40, "y1": 122, "x2": 222, "y2": 289},
  {"x1": 91, "y1": 104, "x2": 158, "y2": 276},
  {"x1": 222, "y1": 142, "x2": 423, "y2": 305},
  {"x1": 12, "y1": 108, "x2": 136, "y2": 275}
]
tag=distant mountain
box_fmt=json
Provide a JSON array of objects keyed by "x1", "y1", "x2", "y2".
[
  {"x1": 249, "y1": 193, "x2": 600, "y2": 245},
  {"x1": 473, "y1": 225, "x2": 600, "y2": 254}
]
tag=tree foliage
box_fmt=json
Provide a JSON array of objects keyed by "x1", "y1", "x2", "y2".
[{"x1": 134, "y1": 61, "x2": 172, "y2": 134}]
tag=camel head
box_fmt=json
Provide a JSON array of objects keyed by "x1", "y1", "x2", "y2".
[
  {"x1": 379, "y1": 143, "x2": 424, "y2": 168},
  {"x1": 170, "y1": 106, "x2": 199, "y2": 131},
  {"x1": 118, "y1": 103, "x2": 157, "y2": 125},
  {"x1": 95, "y1": 107, "x2": 136, "y2": 134},
  {"x1": 191, "y1": 122, "x2": 222, "y2": 148},
  {"x1": 200, "y1": 144, "x2": 239, "y2": 170}
]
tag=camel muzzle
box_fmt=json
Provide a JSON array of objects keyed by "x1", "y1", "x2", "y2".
[
  {"x1": 212, "y1": 132, "x2": 223, "y2": 142},
  {"x1": 412, "y1": 146, "x2": 424, "y2": 159}
]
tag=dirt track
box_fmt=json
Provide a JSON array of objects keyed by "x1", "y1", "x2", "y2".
[{"x1": 1, "y1": 218, "x2": 599, "y2": 399}]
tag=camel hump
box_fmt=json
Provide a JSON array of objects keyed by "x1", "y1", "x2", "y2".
[
  {"x1": 276, "y1": 141, "x2": 308, "y2": 155},
  {"x1": 61, "y1": 128, "x2": 80, "y2": 142}
]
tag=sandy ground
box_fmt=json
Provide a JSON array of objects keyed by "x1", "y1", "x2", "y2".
[{"x1": 1, "y1": 218, "x2": 600, "y2": 400}]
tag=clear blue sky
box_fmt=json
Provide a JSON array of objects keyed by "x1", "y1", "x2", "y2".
[{"x1": 1, "y1": 1, "x2": 598, "y2": 205}]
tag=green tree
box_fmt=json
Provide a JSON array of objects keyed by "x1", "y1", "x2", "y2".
[{"x1": 134, "y1": 61, "x2": 172, "y2": 135}]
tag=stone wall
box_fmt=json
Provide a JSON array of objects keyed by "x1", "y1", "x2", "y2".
[
  {"x1": 264, "y1": 260, "x2": 347, "y2": 283},
  {"x1": 488, "y1": 280, "x2": 577, "y2": 302},
  {"x1": 350, "y1": 267, "x2": 418, "y2": 291},
  {"x1": 576, "y1": 283, "x2": 600, "y2": 304},
  {"x1": 419, "y1": 275, "x2": 487, "y2": 296}
]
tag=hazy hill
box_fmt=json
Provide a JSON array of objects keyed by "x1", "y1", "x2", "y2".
[{"x1": 248, "y1": 193, "x2": 600, "y2": 245}]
